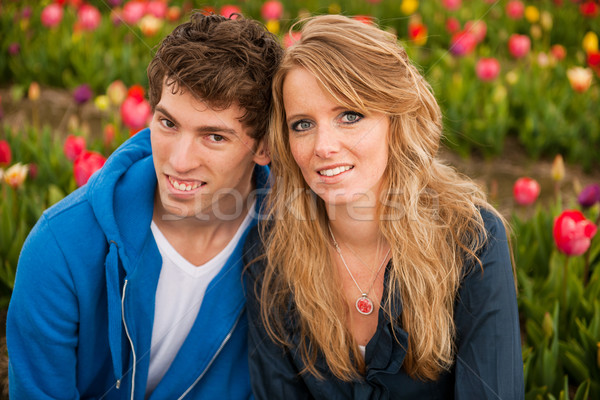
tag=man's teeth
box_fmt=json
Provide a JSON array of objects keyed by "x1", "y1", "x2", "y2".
[
  {"x1": 169, "y1": 177, "x2": 200, "y2": 191},
  {"x1": 319, "y1": 166, "x2": 353, "y2": 177}
]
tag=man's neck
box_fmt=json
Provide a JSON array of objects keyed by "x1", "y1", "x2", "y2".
[{"x1": 152, "y1": 200, "x2": 253, "y2": 267}]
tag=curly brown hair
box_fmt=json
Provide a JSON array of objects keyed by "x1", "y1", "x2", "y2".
[{"x1": 147, "y1": 13, "x2": 283, "y2": 141}]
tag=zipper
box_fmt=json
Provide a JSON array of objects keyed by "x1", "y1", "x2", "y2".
[
  {"x1": 176, "y1": 310, "x2": 244, "y2": 399},
  {"x1": 122, "y1": 279, "x2": 137, "y2": 400}
]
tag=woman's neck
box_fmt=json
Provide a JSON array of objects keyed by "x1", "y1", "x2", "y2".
[{"x1": 326, "y1": 203, "x2": 383, "y2": 250}]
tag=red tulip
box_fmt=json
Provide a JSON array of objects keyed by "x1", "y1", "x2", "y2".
[
  {"x1": 41, "y1": 3, "x2": 63, "y2": 28},
  {"x1": 442, "y1": 0, "x2": 461, "y2": 11},
  {"x1": 408, "y1": 22, "x2": 428, "y2": 46},
  {"x1": 580, "y1": 1, "x2": 599, "y2": 18},
  {"x1": 166, "y1": 6, "x2": 181, "y2": 22},
  {"x1": 551, "y1": 44, "x2": 566, "y2": 61},
  {"x1": 220, "y1": 5, "x2": 242, "y2": 19},
  {"x1": 450, "y1": 31, "x2": 477, "y2": 56},
  {"x1": 121, "y1": 88, "x2": 151, "y2": 131},
  {"x1": 476, "y1": 58, "x2": 501, "y2": 81},
  {"x1": 64, "y1": 135, "x2": 86, "y2": 162},
  {"x1": 508, "y1": 34, "x2": 531, "y2": 58},
  {"x1": 506, "y1": 0, "x2": 525, "y2": 19},
  {"x1": 122, "y1": 1, "x2": 146, "y2": 24},
  {"x1": 0, "y1": 140, "x2": 11, "y2": 167},
  {"x1": 553, "y1": 210, "x2": 598, "y2": 256},
  {"x1": 588, "y1": 51, "x2": 600, "y2": 76},
  {"x1": 74, "y1": 151, "x2": 106, "y2": 187},
  {"x1": 147, "y1": 1, "x2": 167, "y2": 18},
  {"x1": 352, "y1": 15, "x2": 374, "y2": 25},
  {"x1": 77, "y1": 4, "x2": 101, "y2": 31},
  {"x1": 261, "y1": 1, "x2": 283, "y2": 20},
  {"x1": 513, "y1": 177, "x2": 540, "y2": 205}
]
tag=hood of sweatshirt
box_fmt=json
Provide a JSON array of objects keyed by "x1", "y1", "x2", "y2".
[{"x1": 84, "y1": 128, "x2": 269, "y2": 390}]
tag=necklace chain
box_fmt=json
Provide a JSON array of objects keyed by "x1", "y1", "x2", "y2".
[{"x1": 328, "y1": 224, "x2": 390, "y2": 315}]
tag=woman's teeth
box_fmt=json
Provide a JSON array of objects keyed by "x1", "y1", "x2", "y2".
[{"x1": 319, "y1": 165, "x2": 353, "y2": 177}]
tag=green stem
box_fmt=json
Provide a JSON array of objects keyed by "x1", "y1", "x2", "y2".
[
  {"x1": 583, "y1": 248, "x2": 591, "y2": 287},
  {"x1": 561, "y1": 256, "x2": 569, "y2": 321}
]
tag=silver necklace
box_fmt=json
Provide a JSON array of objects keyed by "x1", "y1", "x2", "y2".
[{"x1": 328, "y1": 224, "x2": 390, "y2": 315}]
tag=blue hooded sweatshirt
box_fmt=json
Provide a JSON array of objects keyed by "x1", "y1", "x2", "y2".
[{"x1": 7, "y1": 128, "x2": 266, "y2": 399}]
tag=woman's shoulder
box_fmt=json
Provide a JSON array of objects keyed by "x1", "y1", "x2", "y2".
[
  {"x1": 243, "y1": 223, "x2": 269, "y2": 281},
  {"x1": 478, "y1": 206, "x2": 508, "y2": 246}
]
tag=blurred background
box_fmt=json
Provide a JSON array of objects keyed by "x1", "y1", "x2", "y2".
[{"x1": 0, "y1": 0, "x2": 599, "y2": 398}]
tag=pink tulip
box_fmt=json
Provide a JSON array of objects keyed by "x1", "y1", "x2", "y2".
[
  {"x1": 123, "y1": 1, "x2": 146, "y2": 24},
  {"x1": 450, "y1": 31, "x2": 477, "y2": 56},
  {"x1": 77, "y1": 4, "x2": 101, "y2": 31},
  {"x1": 220, "y1": 5, "x2": 242, "y2": 19},
  {"x1": 553, "y1": 210, "x2": 597, "y2": 256},
  {"x1": 513, "y1": 177, "x2": 540, "y2": 205},
  {"x1": 464, "y1": 20, "x2": 487, "y2": 43},
  {"x1": 74, "y1": 151, "x2": 106, "y2": 187},
  {"x1": 64, "y1": 135, "x2": 86, "y2": 162},
  {"x1": 446, "y1": 17, "x2": 460, "y2": 34},
  {"x1": 261, "y1": 1, "x2": 283, "y2": 20},
  {"x1": 146, "y1": 1, "x2": 167, "y2": 18},
  {"x1": 442, "y1": 0, "x2": 461, "y2": 11},
  {"x1": 41, "y1": 4, "x2": 63, "y2": 28},
  {"x1": 506, "y1": 0, "x2": 525, "y2": 19},
  {"x1": 0, "y1": 140, "x2": 11, "y2": 167},
  {"x1": 476, "y1": 58, "x2": 501, "y2": 81},
  {"x1": 508, "y1": 34, "x2": 531, "y2": 58},
  {"x1": 121, "y1": 90, "x2": 151, "y2": 131},
  {"x1": 283, "y1": 31, "x2": 302, "y2": 48}
]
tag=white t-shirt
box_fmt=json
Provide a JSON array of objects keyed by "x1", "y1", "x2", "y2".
[{"x1": 145, "y1": 208, "x2": 254, "y2": 396}]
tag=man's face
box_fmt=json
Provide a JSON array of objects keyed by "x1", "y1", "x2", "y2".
[{"x1": 150, "y1": 85, "x2": 270, "y2": 221}]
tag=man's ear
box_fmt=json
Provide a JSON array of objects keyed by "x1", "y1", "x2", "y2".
[{"x1": 252, "y1": 140, "x2": 271, "y2": 166}]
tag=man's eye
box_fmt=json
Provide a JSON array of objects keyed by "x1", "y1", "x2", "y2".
[
  {"x1": 291, "y1": 120, "x2": 312, "y2": 132},
  {"x1": 161, "y1": 119, "x2": 175, "y2": 128},
  {"x1": 210, "y1": 134, "x2": 225, "y2": 142}
]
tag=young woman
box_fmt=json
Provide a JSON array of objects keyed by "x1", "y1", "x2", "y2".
[{"x1": 244, "y1": 14, "x2": 524, "y2": 399}]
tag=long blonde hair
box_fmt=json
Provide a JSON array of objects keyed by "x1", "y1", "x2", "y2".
[{"x1": 258, "y1": 15, "x2": 504, "y2": 382}]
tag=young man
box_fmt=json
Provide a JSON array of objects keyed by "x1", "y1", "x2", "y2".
[{"x1": 7, "y1": 13, "x2": 282, "y2": 399}]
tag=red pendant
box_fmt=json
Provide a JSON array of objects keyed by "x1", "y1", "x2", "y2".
[{"x1": 356, "y1": 295, "x2": 374, "y2": 315}]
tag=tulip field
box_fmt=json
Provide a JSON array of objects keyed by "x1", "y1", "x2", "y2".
[{"x1": 1, "y1": 0, "x2": 599, "y2": 398}]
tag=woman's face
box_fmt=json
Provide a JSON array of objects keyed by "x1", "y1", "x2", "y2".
[{"x1": 283, "y1": 67, "x2": 390, "y2": 209}]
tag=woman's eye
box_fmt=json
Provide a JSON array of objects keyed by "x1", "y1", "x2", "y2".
[
  {"x1": 340, "y1": 112, "x2": 363, "y2": 124},
  {"x1": 161, "y1": 119, "x2": 175, "y2": 129},
  {"x1": 291, "y1": 120, "x2": 313, "y2": 132}
]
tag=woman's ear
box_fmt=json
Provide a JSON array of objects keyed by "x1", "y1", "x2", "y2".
[{"x1": 252, "y1": 140, "x2": 271, "y2": 166}]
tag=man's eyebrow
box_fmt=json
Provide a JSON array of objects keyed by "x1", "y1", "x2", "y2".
[
  {"x1": 196, "y1": 125, "x2": 239, "y2": 136},
  {"x1": 155, "y1": 105, "x2": 239, "y2": 136},
  {"x1": 154, "y1": 106, "x2": 177, "y2": 123}
]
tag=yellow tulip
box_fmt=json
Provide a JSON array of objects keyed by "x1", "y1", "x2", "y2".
[
  {"x1": 28, "y1": 82, "x2": 40, "y2": 101},
  {"x1": 401, "y1": 0, "x2": 419, "y2": 16},
  {"x1": 540, "y1": 11, "x2": 552, "y2": 31},
  {"x1": 551, "y1": 155, "x2": 565, "y2": 182},
  {"x1": 583, "y1": 31, "x2": 598, "y2": 54},
  {"x1": 525, "y1": 6, "x2": 539, "y2": 23},
  {"x1": 94, "y1": 95, "x2": 110, "y2": 112},
  {"x1": 266, "y1": 19, "x2": 280, "y2": 34}
]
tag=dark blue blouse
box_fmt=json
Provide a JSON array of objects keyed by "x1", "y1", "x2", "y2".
[{"x1": 244, "y1": 209, "x2": 524, "y2": 399}]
